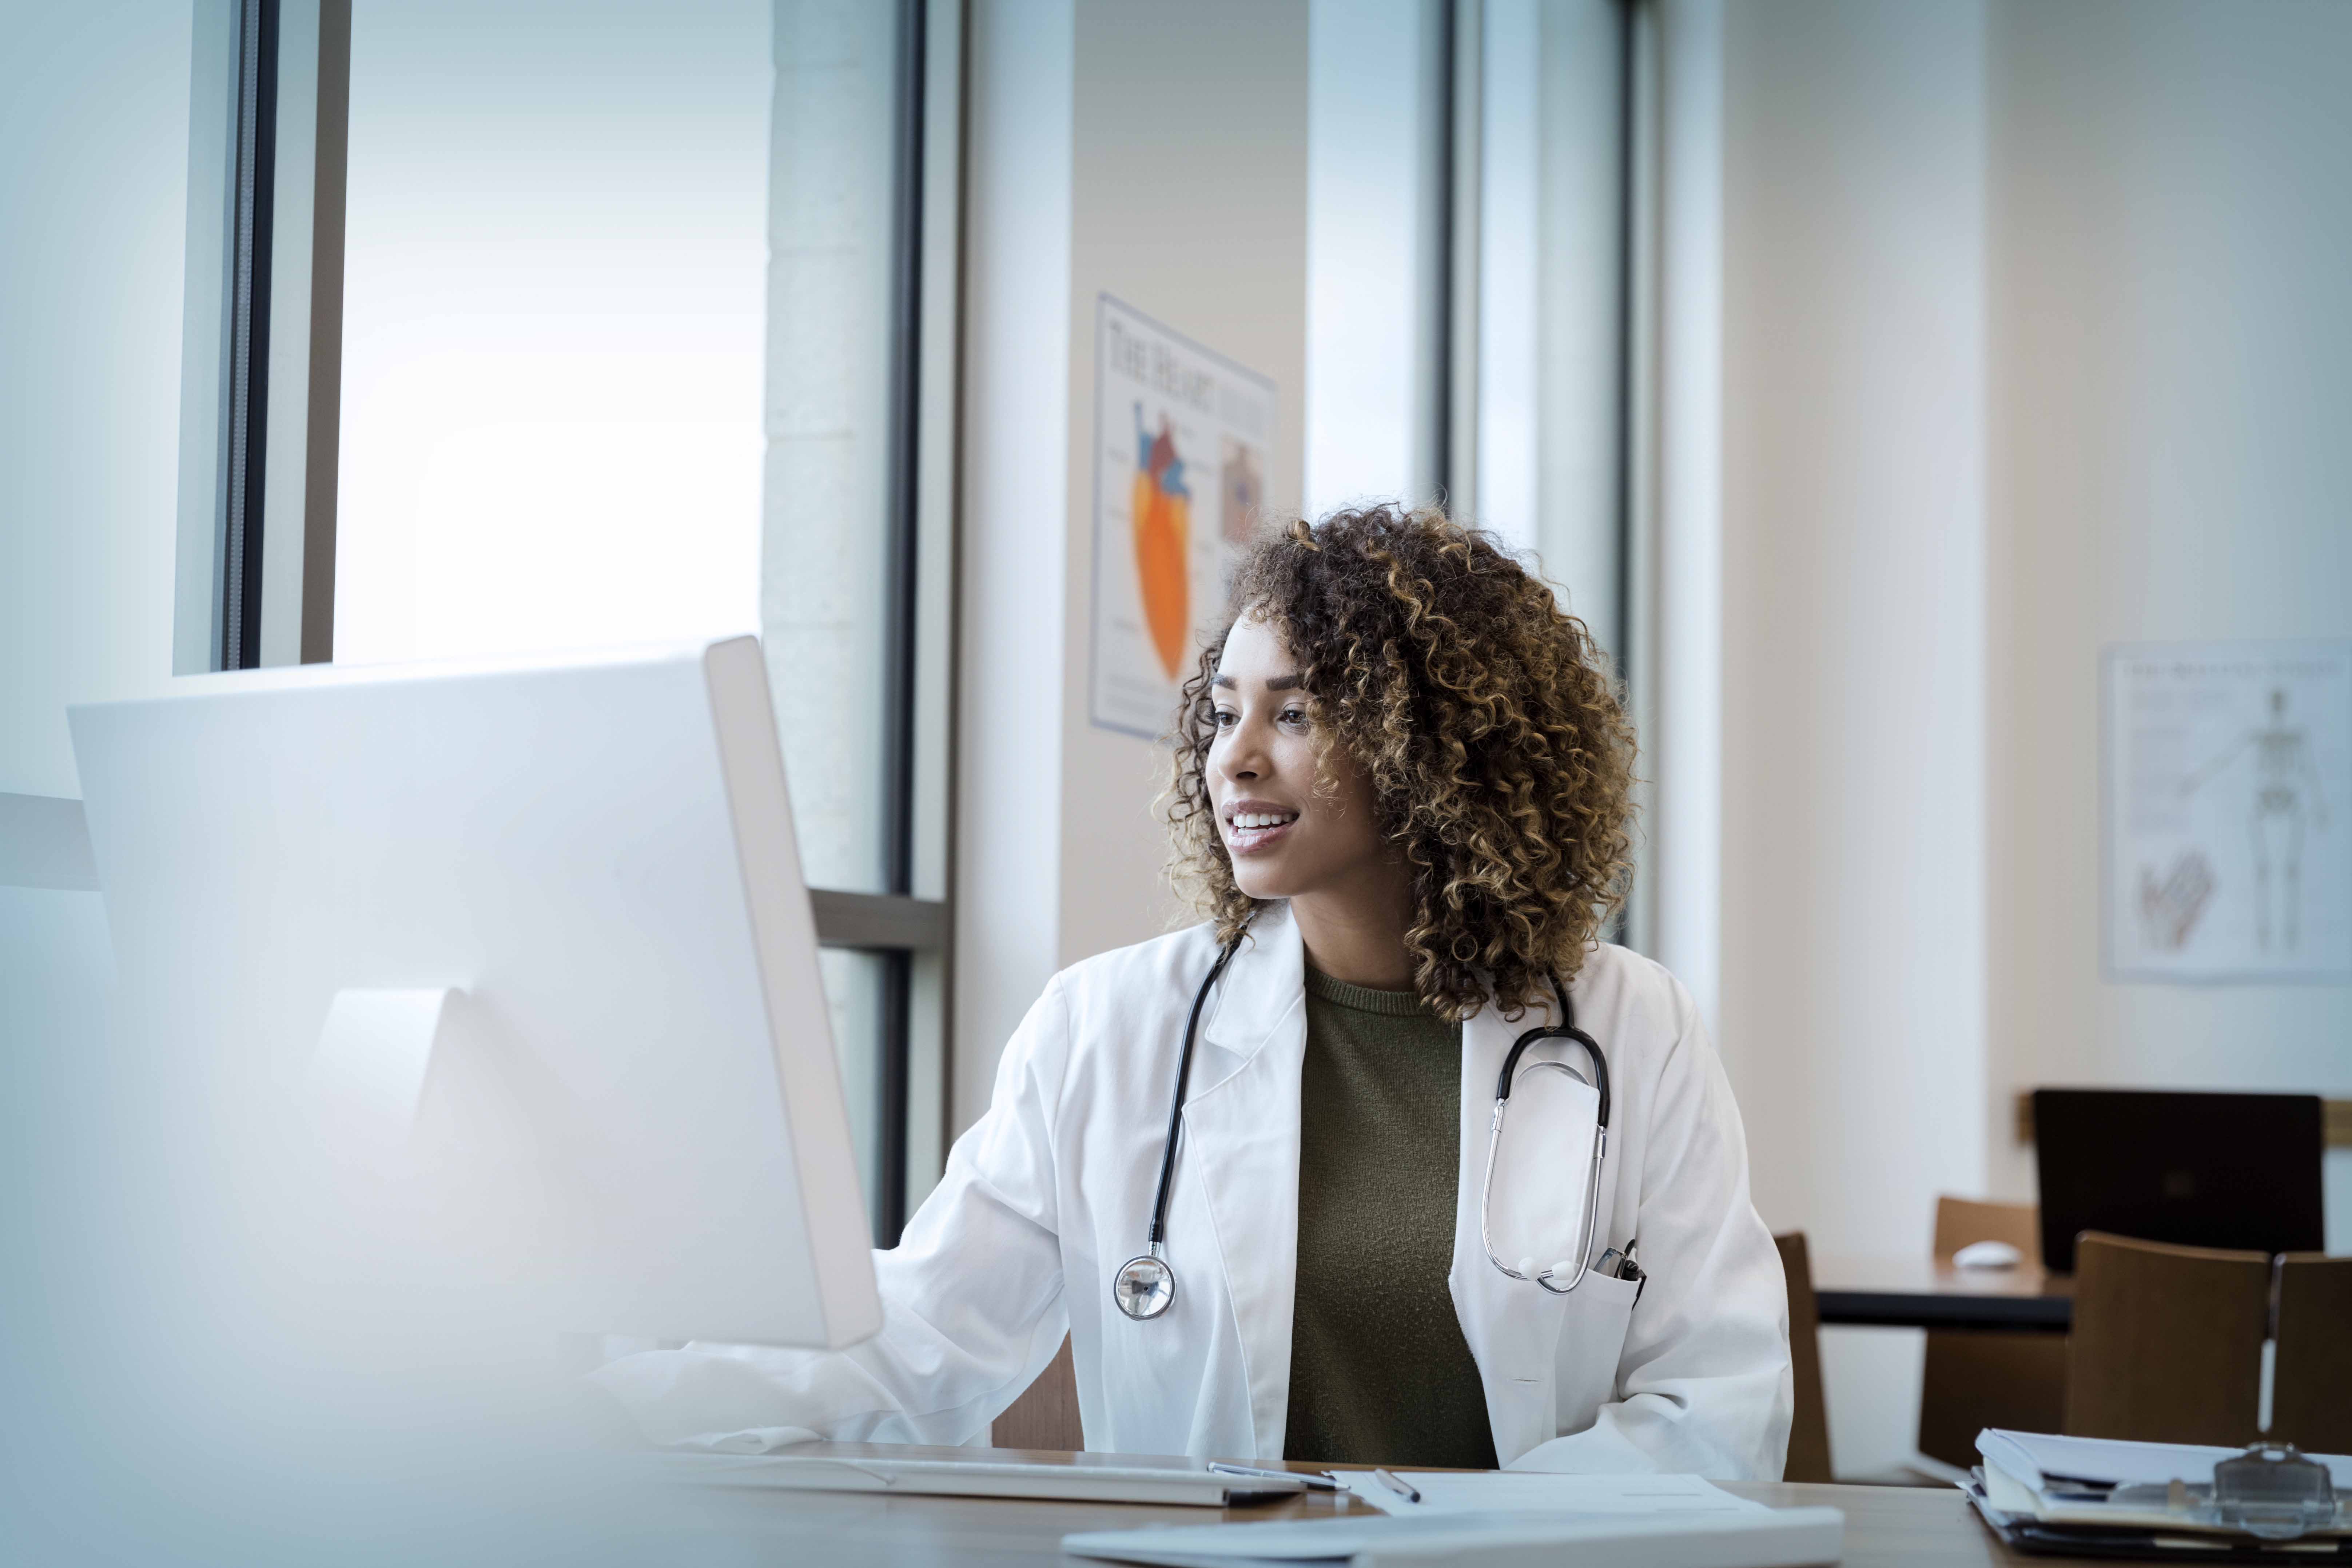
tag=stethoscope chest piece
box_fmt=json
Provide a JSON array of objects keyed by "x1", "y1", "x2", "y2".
[{"x1": 1113, "y1": 1250, "x2": 1175, "y2": 1320}]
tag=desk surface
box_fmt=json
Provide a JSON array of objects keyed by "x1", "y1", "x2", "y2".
[
  {"x1": 1814, "y1": 1255, "x2": 2073, "y2": 1330},
  {"x1": 660, "y1": 1442, "x2": 2172, "y2": 1565}
]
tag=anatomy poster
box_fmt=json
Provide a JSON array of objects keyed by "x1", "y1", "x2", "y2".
[
  {"x1": 2104, "y1": 642, "x2": 2352, "y2": 981},
  {"x1": 1091, "y1": 295, "x2": 1275, "y2": 738}
]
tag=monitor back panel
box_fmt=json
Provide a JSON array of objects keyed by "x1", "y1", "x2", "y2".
[{"x1": 69, "y1": 640, "x2": 879, "y2": 1349}]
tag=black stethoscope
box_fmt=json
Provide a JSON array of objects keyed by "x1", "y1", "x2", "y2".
[{"x1": 1111, "y1": 939, "x2": 1613, "y2": 1321}]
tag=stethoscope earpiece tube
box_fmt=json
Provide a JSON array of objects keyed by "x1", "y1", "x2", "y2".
[
  {"x1": 1143, "y1": 935, "x2": 1242, "y2": 1249},
  {"x1": 1493, "y1": 978, "x2": 1608, "y2": 1127},
  {"x1": 1117, "y1": 935, "x2": 1245, "y2": 1319}
]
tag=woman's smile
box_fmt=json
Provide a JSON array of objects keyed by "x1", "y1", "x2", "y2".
[
  {"x1": 1204, "y1": 614, "x2": 1392, "y2": 906},
  {"x1": 1221, "y1": 797, "x2": 1301, "y2": 855}
]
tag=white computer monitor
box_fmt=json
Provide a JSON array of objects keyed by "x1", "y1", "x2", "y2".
[{"x1": 68, "y1": 636, "x2": 879, "y2": 1350}]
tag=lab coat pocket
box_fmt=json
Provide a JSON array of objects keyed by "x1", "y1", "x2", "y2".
[{"x1": 1551, "y1": 1269, "x2": 1639, "y2": 1434}]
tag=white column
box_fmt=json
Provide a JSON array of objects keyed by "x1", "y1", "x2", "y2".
[
  {"x1": 1304, "y1": 0, "x2": 1448, "y2": 517},
  {"x1": 1716, "y1": 0, "x2": 1990, "y2": 1476},
  {"x1": 1476, "y1": 0, "x2": 1540, "y2": 556},
  {"x1": 1650, "y1": 0, "x2": 1724, "y2": 1044},
  {"x1": 955, "y1": 0, "x2": 1076, "y2": 1133}
]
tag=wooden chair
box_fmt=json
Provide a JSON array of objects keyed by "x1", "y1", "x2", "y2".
[
  {"x1": 992, "y1": 1336, "x2": 1083, "y2": 1450},
  {"x1": 1915, "y1": 1197, "x2": 2067, "y2": 1468},
  {"x1": 1774, "y1": 1231, "x2": 1835, "y2": 1483},
  {"x1": 2271, "y1": 1252, "x2": 2352, "y2": 1454},
  {"x1": 2062, "y1": 1231, "x2": 2269, "y2": 1446}
]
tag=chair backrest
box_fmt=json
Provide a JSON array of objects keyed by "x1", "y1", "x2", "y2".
[
  {"x1": 1918, "y1": 1194, "x2": 2064, "y2": 1468},
  {"x1": 1933, "y1": 1195, "x2": 2038, "y2": 1261},
  {"x1": 1772, "y1": 1231, "x2": 1834, "y2": 1483},
  {"x1": 2271, "y1": 1252, "x2": 2352, "y2": 1455},
  {"x1": 2063, "y1": 1231, "x2": 2269, "y2": 1446},
  {"x1": 991, "y1": 1334, "x2": 1083, "y2": 1452}
]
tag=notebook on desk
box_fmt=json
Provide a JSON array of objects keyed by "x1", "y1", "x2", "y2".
[
  {"x1": 1067, "y1": 1473, "x2": 1844, "y2": 1567},
  {"x1": 1065, "y1": 1505, "x2": 1846, "y2": 1567}
]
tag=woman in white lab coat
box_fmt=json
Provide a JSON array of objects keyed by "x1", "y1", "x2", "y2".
[{"x1": 597, "y1": 506, "x2": 1792, "y2": 1477}]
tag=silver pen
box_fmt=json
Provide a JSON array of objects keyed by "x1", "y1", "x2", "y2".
[
  {"x1": 1207, "y1": 1461, "x2": 1340, "y2": 1491},
  {"x1": 1372, "y1": 1467, "x2": 1422, "y2": 1504}
]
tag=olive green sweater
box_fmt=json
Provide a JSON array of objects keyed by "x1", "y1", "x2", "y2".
[{"x1": 1282, "y1": 967, "x2": 1498, "y2": 1470}]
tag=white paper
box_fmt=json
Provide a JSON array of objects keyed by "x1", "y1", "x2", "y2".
[
  {"x1": 1339, "y1": 1470, "x2": 1767, "y2": 1518},
  {"x1": 2104, "y1": 642, "x2": 2352, "y2": 980},
  {"x1": 665, "y1": 1425, "x2": 819, "y2": 1454},
  {"x1": 1090, "y1": 295, "x2": 1278, "y2": 738}
]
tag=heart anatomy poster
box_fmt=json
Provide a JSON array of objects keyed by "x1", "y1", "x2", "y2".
[
  {"x1": 1090, "y1": 295, "x2": 1274, "y2": 738},
  {"x1": 2104, "y1": 641, "x2": 2351, "y2": 981}
]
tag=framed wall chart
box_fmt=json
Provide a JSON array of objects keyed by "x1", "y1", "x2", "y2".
[
  {"x1": 2103, "y1": 641, "x2": 2351, "y2": 982},
  {"x1": 1089, "y1": 295, "x2": 1276, "y2": 740}
]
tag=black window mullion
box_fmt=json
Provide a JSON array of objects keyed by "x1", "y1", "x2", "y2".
[
  {"x1": 222, "y1": 0, "x2": 279, "y2": 672},
  {"x1": 865, "y1": 0, "x2": 930, "y2": 1249}
]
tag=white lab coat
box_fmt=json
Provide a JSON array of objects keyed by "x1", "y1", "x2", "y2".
[{"x1": 595, "y1": 902, "x2": 1794, "y2": 1477}]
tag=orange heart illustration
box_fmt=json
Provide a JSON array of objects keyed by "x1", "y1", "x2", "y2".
[{"x1": 1133, "y1": 406, "x2": 1191, "y2": 681}]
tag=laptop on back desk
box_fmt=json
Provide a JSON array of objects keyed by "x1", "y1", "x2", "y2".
[{"x1": 2032, "y1": 1089, "x2": 2324, "y2": 1273}]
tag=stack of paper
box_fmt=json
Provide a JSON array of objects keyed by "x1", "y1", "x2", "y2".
[
  {"x1": 1970, "y1": 1429, "x2": 2352, "y2": 1561},
  {"x1": 1066, "y1": 1472, "x2": 1843, "y2": 1567}
]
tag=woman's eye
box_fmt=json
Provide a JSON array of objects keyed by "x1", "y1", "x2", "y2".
[
  {"x1": 1212, "y1": 709, "x2": 1238, "y2": 728},
  {"x1": 1280, "y1": 708, "x2": 1309, "y2": 727}
]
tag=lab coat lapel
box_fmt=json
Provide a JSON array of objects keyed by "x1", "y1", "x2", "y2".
[
  {"x1": 1181, "y1": 903, "x2": 1307, "y2": 1460},
  {"x1": 1451, "y1": 985, "x2": 1574, "y2": 1465}
]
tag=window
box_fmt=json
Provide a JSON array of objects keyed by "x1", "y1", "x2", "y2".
[{"x1": 184, "y1": 0, "x2": 960, "y2": 1244}]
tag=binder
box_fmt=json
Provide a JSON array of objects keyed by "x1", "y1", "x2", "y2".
[{"x1": 1969, "y1": 1429, "x2": 2351, "y2": 1560}]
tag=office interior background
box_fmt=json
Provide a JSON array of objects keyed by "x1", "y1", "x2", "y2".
[{"x1": 3, "y1": 0, "x2": 2348, "y2": 1491}]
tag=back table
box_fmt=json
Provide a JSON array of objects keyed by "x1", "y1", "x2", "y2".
[{"x1": 1812, "y1": 1255, "x2": 2074, "y2": 1330}]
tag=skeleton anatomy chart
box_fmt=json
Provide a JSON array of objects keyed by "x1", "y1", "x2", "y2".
[
  {"x1": 1090, "y1": 296, "x2": 1274, "y2": 738},
  {"x1": 2105, "y1": 642, "x2": 2351, "y2": 981}
]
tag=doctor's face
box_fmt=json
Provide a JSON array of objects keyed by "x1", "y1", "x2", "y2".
[{"x1": 1207, "y1": 615, "x2": 1390, "y2": 904}]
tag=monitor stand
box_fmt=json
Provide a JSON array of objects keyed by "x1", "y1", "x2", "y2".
[{"x1": 310, "y1": 987, "x2": 459, "y2": 1160}]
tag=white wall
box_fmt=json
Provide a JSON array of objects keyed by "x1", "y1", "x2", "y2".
[
  {"x1": 1984, "y1": 0, "x2": 2352, "y2": 1231},
  {"x1": 1672, "y1": 0, "x2": 2352, "y2": 1477},
  {"x1": 1058, "y1": 2, "x2": 1311, "y2": 973},
  {"x1": 1715, "y1": 0, "x2": 1991, "y2": 1477},
  {"x1": 1719, "y1": 0, "x2": 1991, "y2": 1257},
  {"x1": 955, "y1": 0, "x2": 1310, "y2": 1129},
  {"x1": 0, "y1": 3, "x2": 196, "y2": 799}
]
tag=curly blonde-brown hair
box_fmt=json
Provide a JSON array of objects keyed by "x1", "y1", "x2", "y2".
[{"x1": 1166, "y1": 505, "x2": 1637, "y2": 1020}]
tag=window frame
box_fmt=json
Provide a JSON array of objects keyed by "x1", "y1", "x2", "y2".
[{"x1": 206, "y1": 0, "x2": 962, "y2": 1248}]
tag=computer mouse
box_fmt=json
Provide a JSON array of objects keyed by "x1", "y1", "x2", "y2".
[{"x1": 1952, "y1": 1239, "x2": 2023, "y2": 1270}]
